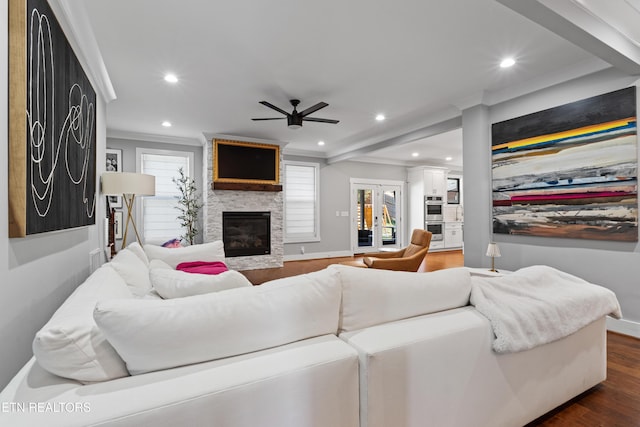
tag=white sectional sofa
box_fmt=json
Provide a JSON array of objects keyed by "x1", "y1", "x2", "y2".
[{"x1": 0, "y1": 242, "x2": 620, "y2": 427}]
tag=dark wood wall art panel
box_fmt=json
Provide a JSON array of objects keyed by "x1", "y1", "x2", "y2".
[{"x1": 9, "y1": 0, "x2": 97, "y2": 237}]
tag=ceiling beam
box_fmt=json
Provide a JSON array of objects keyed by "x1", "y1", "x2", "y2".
[
  {"x1": 497, "y1": 0, "x2": 640, "y2": 75},
  {"x1": 327, "y1": 117, "x2": 462, "y2": 164}
]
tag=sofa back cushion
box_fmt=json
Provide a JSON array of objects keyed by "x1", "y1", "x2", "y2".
[
  {"x1": 109, "y1": 248, "x2": 153, "y2": 297},
  {"x1": 143, "y1": 241, "x2": 225, "y2": 269},
  {"x1": 150, "y1": 266, "x2": 253, "y2": 299},
  {"x1": 332, "y1": 265, "x2": 471, "y2": 332},
  {"x1": 93, "y1": 268, "x2": 341, "y2": 375},
  {"x1": 126, "y1": 241, "x2": 149, "y2": 266},
  {"x1": 32, "y1": 265, "x2": 133, "y2": 383}
]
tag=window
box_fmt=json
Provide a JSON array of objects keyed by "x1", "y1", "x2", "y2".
[
  {"x1": 137, "y1": 148, "x2": 195, "y2": 243},
  {"x1": 284, "y1": 161, "x2": 320, "y2": 242},
  {"x1": 447, "y1": 178, "x2": 460, "y2": 204}
]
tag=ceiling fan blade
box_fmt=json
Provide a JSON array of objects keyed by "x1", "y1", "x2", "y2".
[
  {"x1": 300, "y1": 102, "x2": 329, "y2": 117},
  {"x1": 259, "y1": 101, "x2": 290, "y2": 116},
  {"x1": 303, "y1": 117, "x2": 340, "y2": 124},
  {"x1": 252, "y1": 117, "x2": 286, "y2": 121}
]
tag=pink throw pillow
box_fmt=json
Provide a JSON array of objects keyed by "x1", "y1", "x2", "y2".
[{"x1": 176, "y1": 261, "x2": 229, "y2": 275}]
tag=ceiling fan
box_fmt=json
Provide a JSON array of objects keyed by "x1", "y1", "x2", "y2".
[{"x1": 252, "y1": 99, "x2": 339, "y2": 129}]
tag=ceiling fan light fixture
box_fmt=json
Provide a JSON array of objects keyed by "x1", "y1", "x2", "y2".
[
  {"x1": 253, "y1": 99, "x2": 339, "y2": 129},
  {"x1": 287, "y1": 114, "x2": 303, "y2": 129}
]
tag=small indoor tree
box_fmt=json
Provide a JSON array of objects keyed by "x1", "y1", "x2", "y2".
[{"x1": 173, "y1": 167, "x2": 203, "y2": 245}]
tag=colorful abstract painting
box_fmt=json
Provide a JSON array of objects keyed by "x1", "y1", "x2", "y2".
[{"x1": 492, "y1": 87, "x2": 637, "y2": 241}]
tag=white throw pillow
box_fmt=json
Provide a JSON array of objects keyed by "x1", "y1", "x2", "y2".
[
  {"x1": 149, "y1": 259, "x2": 172, "y2": 270},
  {"x1": 32, "y1": 265, "x2": 132, "y2": 383},
  {"x1": 126, "y1": 241, "x2": 149, "y2": 266},
  {"x1": 143, "y1": 241, "x2": 226, "y2": 269},
  {"x1": 332, "y1": 265, "x2": 471, "y2": 332},
  {"x1": 150, "y1": 268, "x2": 252, "y2": 299},
  {"x1": 94, "y1": 268, "x2": 341, "y2": 375},
  {"x1": 109, "y1": 248, "x2": 153, "y2": 297}
]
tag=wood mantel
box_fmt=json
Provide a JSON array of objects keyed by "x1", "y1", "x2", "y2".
[{"x1": 212, "y1": 182, "x2": 282, "y2": 192}]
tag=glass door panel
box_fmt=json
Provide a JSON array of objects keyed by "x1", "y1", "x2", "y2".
[
  {"x1": 351, "y1": 182, "x2": 402, "y2": 253},
  {"x1": 355, "y1": 188, "x2": 375, "y2": 250},
  {"x1": 381, "y1": 188, "x2": 398, "y2": 246}
]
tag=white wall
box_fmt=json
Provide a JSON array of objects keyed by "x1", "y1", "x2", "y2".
[
  {"x1": 107, "y1": 137, "x2": 204, "y2": 248},
  {"x1": 0, "y1": 5, "x2": 106, "y2": 388},
  {"x1": 282, "y1": 157, "x2": 408, "y2": 257},
  {"x1": 463, "y1": 67, "x2": 640, "y2": 332}
]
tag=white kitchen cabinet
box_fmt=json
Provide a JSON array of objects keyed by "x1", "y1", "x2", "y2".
[
  {"x1": 444, "y1": 222, "x2": 463, "y2": 249},
  {"x1": 424, "y1": 169, "x2": 446, "y2": 196},
  {"x1": 429, "y1": 240, "x2": 445, "y2": 251}
]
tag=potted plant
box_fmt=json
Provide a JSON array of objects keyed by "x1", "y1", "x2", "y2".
[{"x1": 173, "y1": 167, "x2": 203, "y2": 245}]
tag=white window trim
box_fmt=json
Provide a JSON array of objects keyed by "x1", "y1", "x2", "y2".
[
  {"x1": 136, "y1": 147, "x2": 195, "y2": 243},
  {"x1": 284, "y1": 160, "x2": 320, "y2": 243}
]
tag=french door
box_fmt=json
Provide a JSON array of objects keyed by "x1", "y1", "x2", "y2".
[{"x1": 350, "y1": 180, "x2": 403, "y2": 253}]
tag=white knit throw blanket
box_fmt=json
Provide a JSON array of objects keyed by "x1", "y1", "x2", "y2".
[{"x1": 470, "y1": 265, "x2": 622, "y2": 353}]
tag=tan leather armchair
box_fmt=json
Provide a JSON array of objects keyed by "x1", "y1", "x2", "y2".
[{"x1": 363, "y1": 229, "x2": 432, "y2": 271}]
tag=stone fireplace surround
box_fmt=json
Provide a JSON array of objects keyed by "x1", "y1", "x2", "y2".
[{"x1": 203, "y1": 136, "x2": 284, "y2": 270}]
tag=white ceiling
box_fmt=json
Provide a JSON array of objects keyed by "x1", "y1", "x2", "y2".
[{"x1": 77, "y1": 0, "x2": 639, "y2": 169}]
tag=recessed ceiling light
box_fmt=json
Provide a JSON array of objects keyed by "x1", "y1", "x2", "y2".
[
  {"x1": 500, "y1": 57, "x2": 516, "y2": 68},
  {"x1": 318, "y1": 141, "x2": 325, "y2": 146},
  {"x1": 375, "y1": 114, "x2": 386, "y2": 122},
  {"x1": 445, "y1": 156, "x2": 453, "y2": 161},
  {"x1": 162, "y1": 121, "x2": 172, "y2": 127},
  {"x1": 411, "y1": 152, "x2": 419, "y2": 157},
  {"x1": 164, "y1": 73, "x2": 178, "y2": 83}
]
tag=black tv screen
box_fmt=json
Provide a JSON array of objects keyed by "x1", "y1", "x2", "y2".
[{"x1": 214, "y1": 140, "x2": 279, "y2": 184}]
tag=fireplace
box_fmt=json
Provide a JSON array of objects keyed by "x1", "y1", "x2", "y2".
[{"x1": 222, "y1": 212, "x2": 271, "y2": 257}]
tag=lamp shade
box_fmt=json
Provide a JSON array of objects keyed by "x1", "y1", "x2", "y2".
[
  {"x1": 486, "y1": 242, "x2": 501, "y2": 258},
  {"x1": 102, "y1": 172, "x2": 156, "y2": 196}
]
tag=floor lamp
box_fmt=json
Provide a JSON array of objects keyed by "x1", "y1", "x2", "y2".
[{"x1": 102, "y1": 172, "x2": 156, "y2": 248}]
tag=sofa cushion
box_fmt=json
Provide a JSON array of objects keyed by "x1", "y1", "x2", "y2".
[
  {"x1": 331, "y1": 265, "x2": 471, "y2": 332},
  {"x1": 126, "y1": 241, "x2": 149, "y2": 266},
  {"x1": 150, "y1": 267, "x2": 253, "y2": 299},
  {"x1": 144, "y1": 241, "x2": 225, "y2": 269},
  {"x1": 32, "y1": 265, "x2": 132, "y2": 383},
  {"x1": 109, "y1": 248, "x2": 153, "y2": 297},
  {"x1": 93, "y1": 268, "x2": 342, "y2": 375}
]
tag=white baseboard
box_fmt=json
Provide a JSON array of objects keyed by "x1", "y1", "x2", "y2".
[
  {"x1": 606, "y1": 316, "x2": 640, "y2": 339},
  {"x1": 283, "y1": 250, "x2": 353, "y2": 262}
]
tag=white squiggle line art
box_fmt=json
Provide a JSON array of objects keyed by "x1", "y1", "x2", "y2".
[
  {"x1": 27, "y1": 7, "x2": 96, "y2": 221},
  {"x1": 64, "y1": 84, "x2": 96, "y2": 217}
]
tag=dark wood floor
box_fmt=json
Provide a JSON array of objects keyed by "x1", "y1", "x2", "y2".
[
  {"x1": 239, "y1": 249, "x2": 465, "y2": 284},
  {"x1": 527, "y1": 331, "x2": 640, "y2": 427},
  {"x1": 240, "y1": 250, "x2": 640, "y2": 426}
]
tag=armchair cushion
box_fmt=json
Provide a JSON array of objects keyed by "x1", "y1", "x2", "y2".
[{"x1": 363, "y1": 229, "x2": 432, "y2": 271}]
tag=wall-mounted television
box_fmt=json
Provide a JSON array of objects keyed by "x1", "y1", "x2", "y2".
[{"x1": 214, "y1": 139, "x2": 280, "y2": 185}]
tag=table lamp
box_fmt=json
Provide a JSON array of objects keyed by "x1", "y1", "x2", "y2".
[
  {"x1": 102, "y1": 172, "x2": 155, "y2": 248},
  {"x1": 486, "y1": 242, "x2": 501, "y2": 272}
]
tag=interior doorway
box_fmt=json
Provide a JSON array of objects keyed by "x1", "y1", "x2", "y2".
[{"x1": 350, "y1": 179, "x2": 404, "y2": 253}]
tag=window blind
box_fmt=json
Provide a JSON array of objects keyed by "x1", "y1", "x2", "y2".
[
  {"x1": 140, "y1": 153, "x2": 190, "y2": 243},
  {"x1": 284, "y1": 162, "x2": 319, "y2": 242}
]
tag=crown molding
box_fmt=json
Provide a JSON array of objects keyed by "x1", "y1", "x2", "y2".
[
  {"x1": 50, "y1": 0, "x2": 116, "y2": 102},
  {"x1": 107, "y1": 129, "x2": 202, "y2": 146}
]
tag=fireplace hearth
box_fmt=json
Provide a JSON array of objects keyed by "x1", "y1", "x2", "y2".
[{"x1": 222, "y1": 212, "x2": 271, "y2": 257}]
